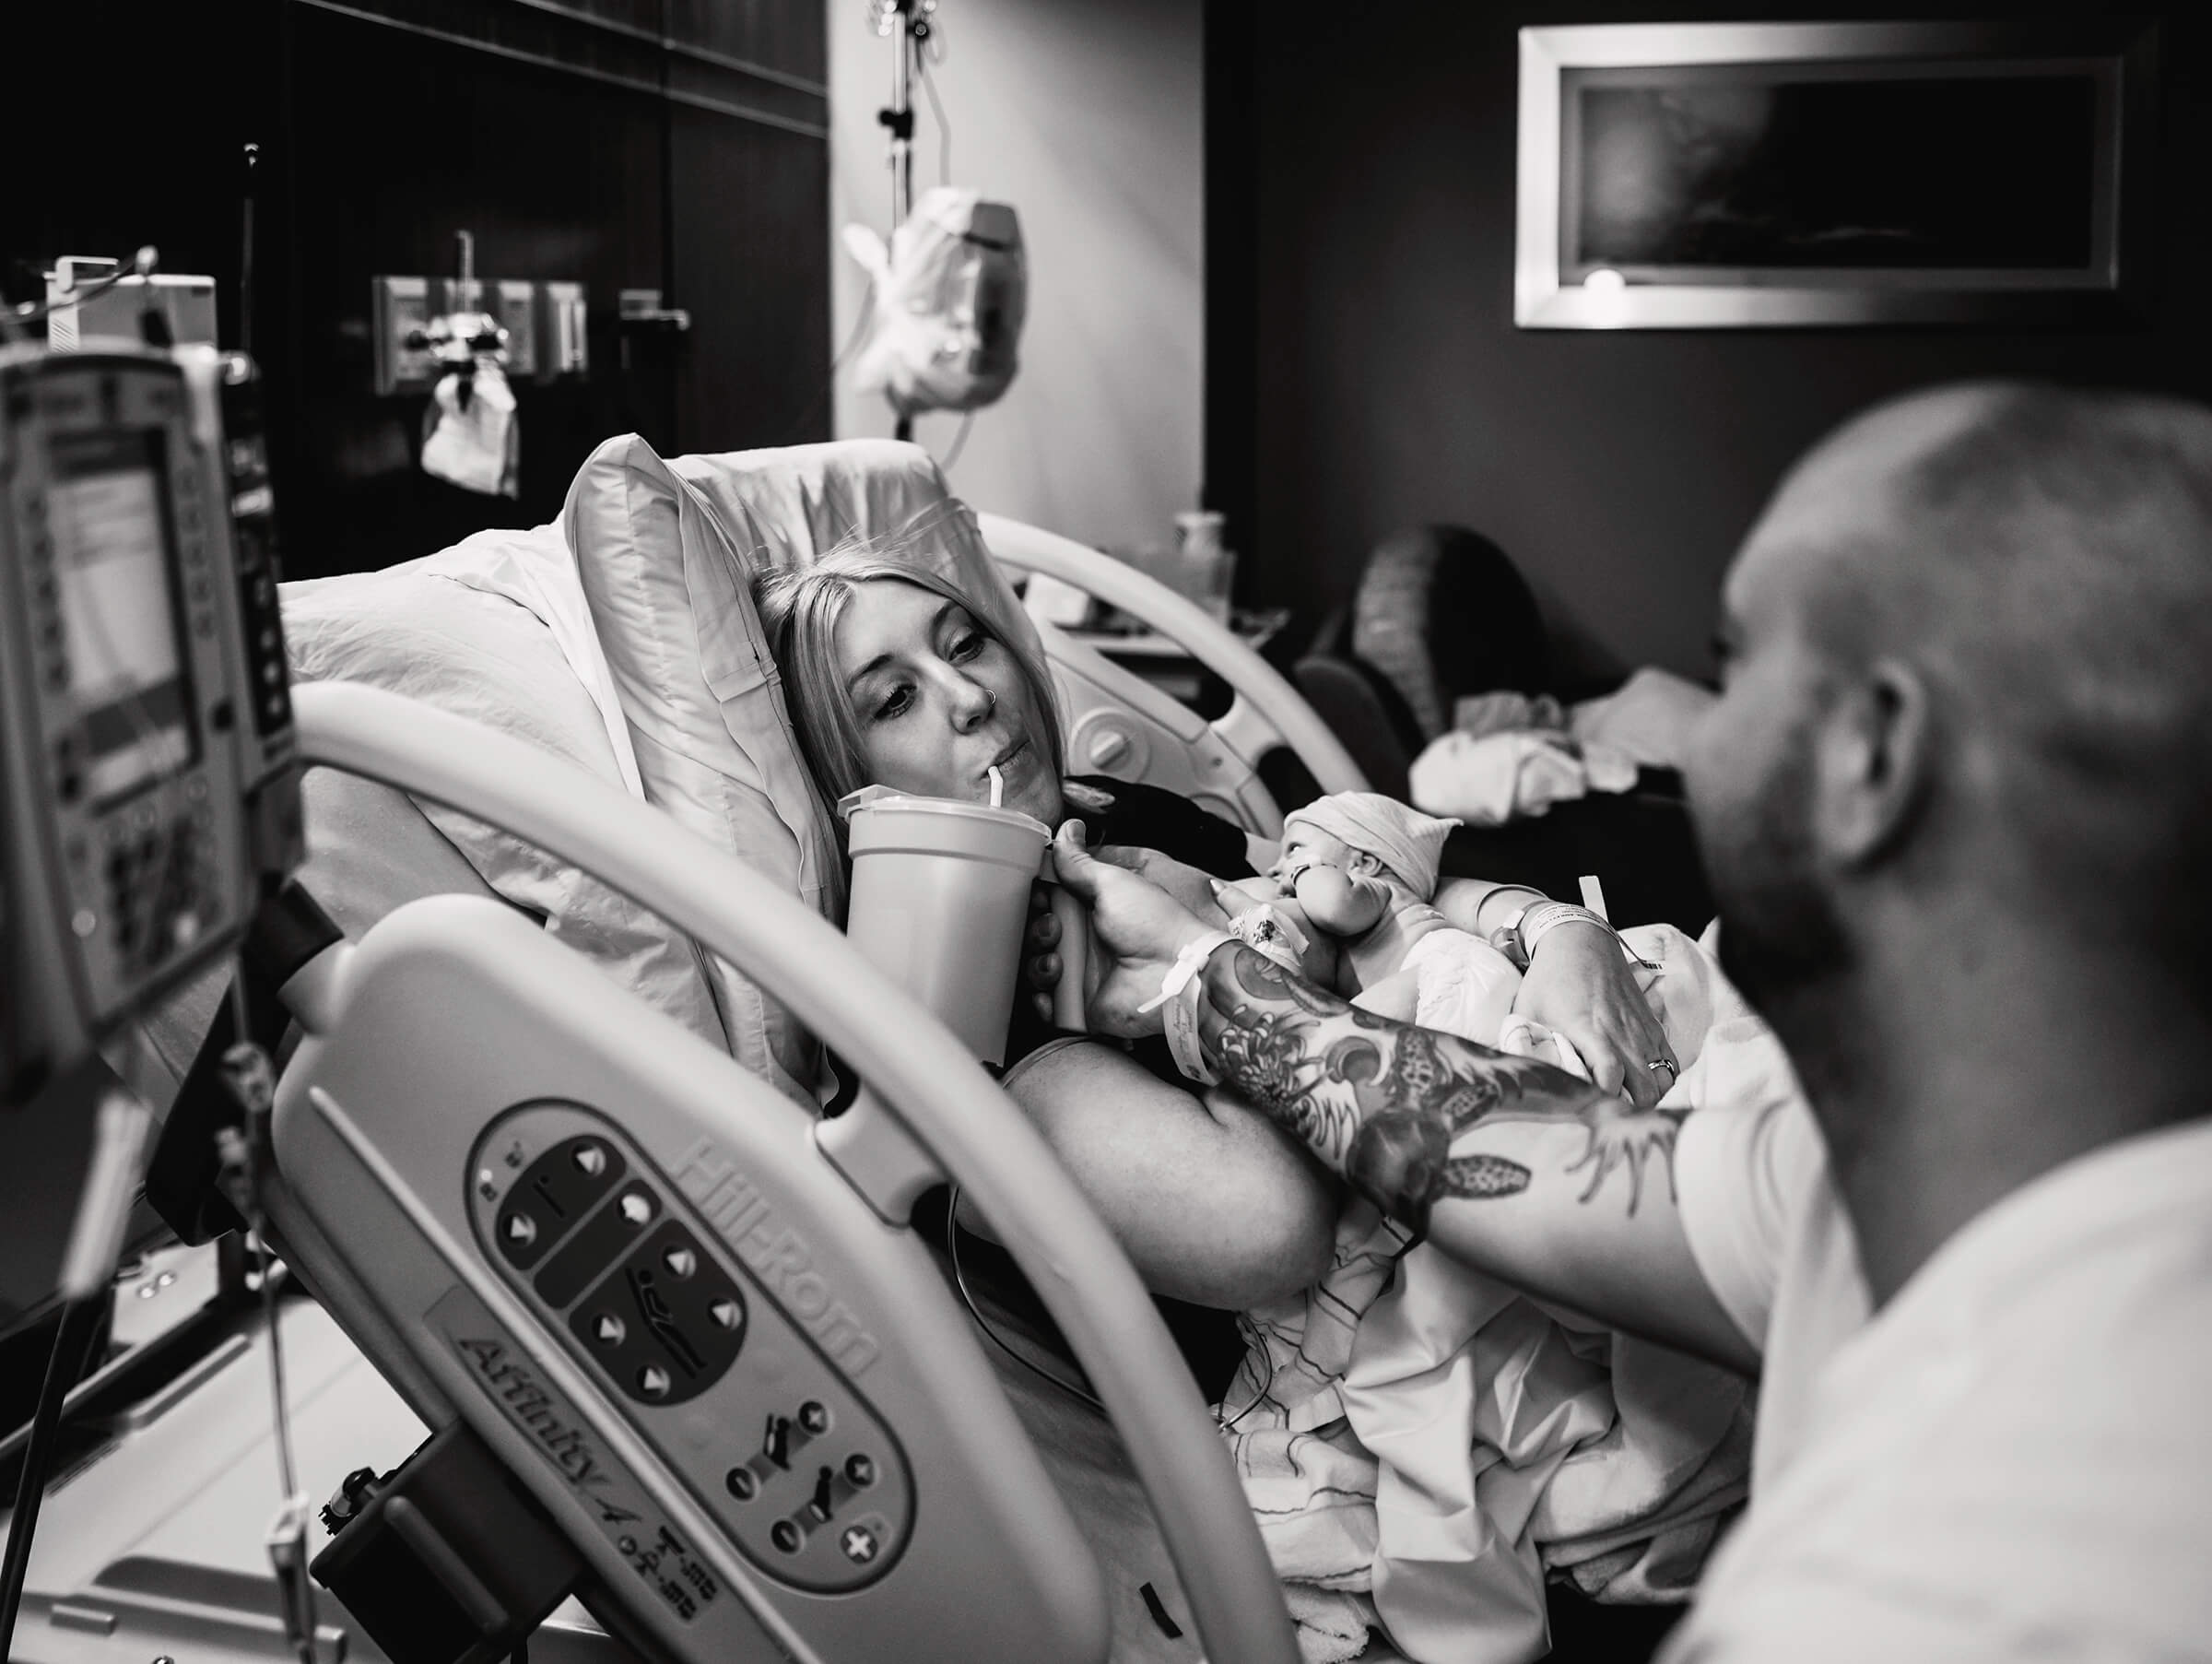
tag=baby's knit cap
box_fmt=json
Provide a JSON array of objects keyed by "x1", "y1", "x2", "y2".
[{"x1": 1282, "y1": 792, "x2": 1460, "y2": 898}]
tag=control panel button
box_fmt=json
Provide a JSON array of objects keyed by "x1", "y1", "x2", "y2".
[
  {"x1": 535, "y1": 1180, "x2": 658, "y2": 1307},
  {"x1": 470, "y1": 1107, "x2": 910, "y2": 1591}
]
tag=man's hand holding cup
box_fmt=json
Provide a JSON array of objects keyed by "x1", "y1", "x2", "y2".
[{"x1": 1046, "y1": 823, "x2": 1224, "y2": 1038}]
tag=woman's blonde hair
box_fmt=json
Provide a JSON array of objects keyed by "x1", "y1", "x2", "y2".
[{"x1": 754, "y1": 540, "x2": 1066, "y2": 808}]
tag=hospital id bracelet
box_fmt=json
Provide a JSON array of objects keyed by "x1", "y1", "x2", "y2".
[
  {"x1": 1515, "y1": 902, "x2": 1618, "y2": 963},
  {"x1": 1228, "y1": 903, "x2": 1310, "y2": 973},
  {"x1": 1136, "y1": 930, "x2": 1235, "y2": 1085}
]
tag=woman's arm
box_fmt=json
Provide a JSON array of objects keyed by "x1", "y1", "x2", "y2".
[
  {"x1": 982, "y1": 1039, "x2": 1337, "y2": 1309},
  {"x1": 1437, "y1": 877, "x2": 1680, "y2": 1110},
  {"x1": 1433, "y1": 877, "x2": 1548, "y2": 940}
]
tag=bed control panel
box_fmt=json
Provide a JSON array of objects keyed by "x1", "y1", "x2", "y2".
[{"x1": 468, "y1": 1102, "x2": 913, "y2": 1591}]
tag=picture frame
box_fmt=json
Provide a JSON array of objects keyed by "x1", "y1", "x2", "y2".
[{"x1": 1514, "y1": 20, "x2": 2159, "y2": 329}]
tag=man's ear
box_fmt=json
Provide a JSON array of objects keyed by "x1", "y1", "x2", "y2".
[{"x1": 1815, "y1": 658, "x2": 1932, "y2": 869}]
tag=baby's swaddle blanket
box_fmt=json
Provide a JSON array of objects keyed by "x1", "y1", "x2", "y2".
[{"x1": 1224, "y1": 925, "x2": 1769, "y2": 1663}]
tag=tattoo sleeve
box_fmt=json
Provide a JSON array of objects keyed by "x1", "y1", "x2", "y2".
[{"x1": 1199, "y1": 945, "x2": 1686, "y2": 1237}]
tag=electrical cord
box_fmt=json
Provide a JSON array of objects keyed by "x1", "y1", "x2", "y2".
[
  {"x1": 0, "y1": 1052, "x2": 163, "y2": 1658},
  {"x1": 944, "y1": 1184, "x2": 1108, "y2": 1415},
  {"x1": 944, "y1": 1179, "x2": 1288, "y2": 1435},
  {"x1": 780, "y1": 274, "x2": 877, "y2": 444},
  {"x1": 936, "y1": 409, "x2": 975, "y2": 473},
  {"x1": 6, "y1": 246, "x2": 159, "y2": 334},
  {"x1": 917, "y1": 45, "x2": 952, "y2": 186},
  {"x1": 240, "y1": 144, "x2": 261, "y2": 361},
  {"x1": 0, "y1": 1290, "x2": 108, "y2": 1658}
]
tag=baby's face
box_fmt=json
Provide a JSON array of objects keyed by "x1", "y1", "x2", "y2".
[{"x1": 1269, "y1": 826, "x2": 1366, "y2": 894}]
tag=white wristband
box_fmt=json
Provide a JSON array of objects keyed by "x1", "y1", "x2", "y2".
[
  {"x1": 1162, "y1": 974, "x2": 1217, "y2": 1086},
  {"x1": 1229, "y1": 903, "x2": 1309, "y2": 972},
  {"x1": 1517, "y1": 902, "x2": 1613, "y2": 961},
  {"x1": 1136, "y1": 930, "x2": 1235, "y2": 1084}
]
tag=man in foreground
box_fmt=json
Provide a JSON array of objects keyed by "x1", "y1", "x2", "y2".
[{"x1": 1055, "y1": 382, "x2": 2212, "y2": 1658}]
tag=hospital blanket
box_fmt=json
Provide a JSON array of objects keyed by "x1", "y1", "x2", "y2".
[{"x1": 1223, "y1": 926, "x2": 1767, "y2": 1662}]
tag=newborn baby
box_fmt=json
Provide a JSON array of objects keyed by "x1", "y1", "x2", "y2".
[{"x1": 1218, "y1": 792, "x2": 1525, "y2": 1044}]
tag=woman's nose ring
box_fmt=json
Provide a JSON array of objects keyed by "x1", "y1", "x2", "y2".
[{"x1": 984, "y1": 689, "x2": 997, "y2": 713}]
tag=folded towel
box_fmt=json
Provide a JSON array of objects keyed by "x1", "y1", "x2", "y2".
[{"x1": 1408, "y1": 730, "x2": 1636, "y2": 826}]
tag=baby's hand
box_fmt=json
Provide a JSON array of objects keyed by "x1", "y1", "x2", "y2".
[
  {"x1": 1290, "y1": 862, "x2": 1388, "y2": 938},
  {"x1": 1209, "y1": 879, "x2": 1343, "y2": 990}
]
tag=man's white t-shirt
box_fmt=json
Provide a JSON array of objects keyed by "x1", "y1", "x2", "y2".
[
  {"x1": 1671, "y1": 1016, "x2": 1870, "y2": 1495},
  {"x1": 1665, "y1": 1115, "x2": 2212, "y2": 1661}
]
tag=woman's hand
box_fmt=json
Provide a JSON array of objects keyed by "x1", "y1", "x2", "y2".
[
  {"x1": 1050, "y1": 823, "x2": 1219, "y2": 1038},
  {"x1": 1022, "y1": 883, "x2": 1065, "y2": 1022},
  {"x1": 1099, "y1": 845, "x2": 1238, "y2": 928},
  {"x1": 1023, "y1": 849, "x2": 1232, "y2": 1021},
  {"x1": 1512, "y1": 921, "x2": 1678, "y2": 1111}
]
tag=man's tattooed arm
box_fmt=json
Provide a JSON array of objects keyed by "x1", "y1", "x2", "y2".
[{"x1": 1196, "y1": 945, "x2": 1687, "y2": 1238}]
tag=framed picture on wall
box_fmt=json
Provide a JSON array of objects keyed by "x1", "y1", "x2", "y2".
[{"x1": 1514, "y1": 20, "x2": 2159, "y2": 329}]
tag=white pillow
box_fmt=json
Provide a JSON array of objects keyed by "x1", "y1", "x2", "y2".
[
  {"x1": 563, "y1": 435, "x2": 1045, "y2": 1101},
  {"x1": 280, "y1": 553, "x2": 730, "y2": 1052},
  {"x1": 666, "y1": 437, "x2": 1041, "y2": 665}
]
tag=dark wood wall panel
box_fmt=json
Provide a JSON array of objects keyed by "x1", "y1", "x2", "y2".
[
  {"x1": 670, "y1": 105, "x2": 832, "y2": 453},
  {"x1": 665, "y1": 53, "x2": 830, "y2": 132},
  {"x1": 2, "y1": 0, "x2": 828, "y2": 584},
  {"x1": 282, "y1": 1, "x2": 677, "y2": 572},
  {"x1": 665, "y1": 0, "x2": 829, "y2": 87}
]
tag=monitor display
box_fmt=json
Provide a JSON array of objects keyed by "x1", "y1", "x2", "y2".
[{"x1": 47, "y1": 430, "x2": 198, "y2": 803}]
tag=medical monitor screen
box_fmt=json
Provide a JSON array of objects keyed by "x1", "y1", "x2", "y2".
[{"x1": 48, "y1": 431, "x2": 198, "y2": 804}]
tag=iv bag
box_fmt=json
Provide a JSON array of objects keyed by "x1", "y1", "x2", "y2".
[{"x1": 843, "y1": 188, "x2": 1026, "y2": 419}]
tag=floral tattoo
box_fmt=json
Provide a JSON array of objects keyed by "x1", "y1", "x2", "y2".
[{"x1": 1200, "y1": 945, "x2": 1686, "y2": 1235}]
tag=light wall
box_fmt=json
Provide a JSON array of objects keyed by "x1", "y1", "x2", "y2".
[{"x1": 829, "y1": 0, "x2": 1203, "y2": 553}]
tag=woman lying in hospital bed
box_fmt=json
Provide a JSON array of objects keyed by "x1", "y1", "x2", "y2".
[
  {"x1": 757, "y1": 546, "x2": 1774, "y2": 1663},
  {"x1": 755, "y1": 548, "x2": 1671, "y2": 1302}
]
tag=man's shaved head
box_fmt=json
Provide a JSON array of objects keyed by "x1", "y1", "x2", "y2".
[
  {"x1": 1711, "y1": 381, "x2": 2212, "y2": 986},
  {"x1": 1770, "y1": 382, "x2": 2212, "y2": 726}
]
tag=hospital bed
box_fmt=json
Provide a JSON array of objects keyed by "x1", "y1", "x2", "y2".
[{"x1": 15, "y1": 437, "x2": 1370, "y2": 1664}]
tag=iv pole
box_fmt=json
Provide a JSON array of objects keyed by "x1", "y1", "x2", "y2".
[{"x1": 876, "y1": 0, "x2": 931, "y2": 443}]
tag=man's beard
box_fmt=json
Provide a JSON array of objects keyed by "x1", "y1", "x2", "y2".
[{"x1": 1698, "y1": 732, "x2": 1856, "y2": 1016}]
